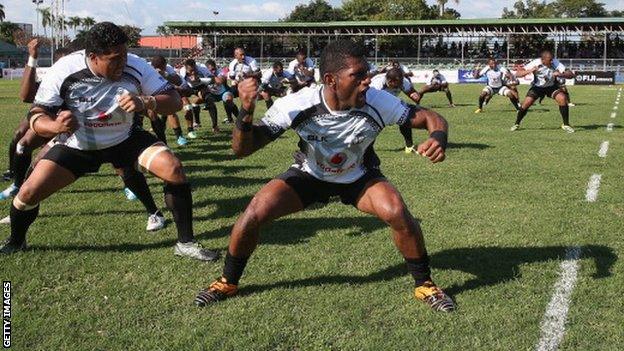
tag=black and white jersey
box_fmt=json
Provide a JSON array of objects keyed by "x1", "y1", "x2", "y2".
[
  {"x1": 479, "y1": 65, "x2": 509, "y2": 88},
  {"x1": 287, "y1": 58, "x2": 315, "y2": 83},
  {"x1": 261, "y1": 70, "x2": 293, "y2": 90},
  {"x1": 34, "y1": 50, "x2": 172, "y2": 150},
  {"x1": 430, "y1": 73, "x2": 447, "y2": 85},
  {"x1": 525, "y1": 58, "x2": 566, "y2": 88},
  {"x1": 228, "y1": 56, "x2": 260, "y2": 82},
  {"x1": 260, "y1": 85, "x2": 414, "y2": 183},
  {"x1": 179, "y1": 64, "x2": 211, "y2": 90},
  {"x1": 370, "y1": 74, "x2": 413, "y2": 96}
]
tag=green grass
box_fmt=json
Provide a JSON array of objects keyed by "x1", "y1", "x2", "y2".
[{"x1": 1, "y1": 80, "x2": 622, "y2": 350}]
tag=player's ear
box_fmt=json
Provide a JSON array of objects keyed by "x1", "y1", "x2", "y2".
[{"x1": 323, "y1": 73, "x2": 336, "y2": 87}]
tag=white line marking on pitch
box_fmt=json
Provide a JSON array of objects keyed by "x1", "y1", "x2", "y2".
[
  {"x1": 535, "y1": 246, "x2": 582, "y2": 351},
  {"x1": 598, "y1": 141, "x2": 609, "y2": 158},
  {"x1": 611, "y1": 112, "x2": 617, "y2": 118},
  {"x1": 606, "y1": 123, "x2": 614, "y2": 131},
  {"x1": 585, "y1": 174, "x2": 602, "y2": 202}
]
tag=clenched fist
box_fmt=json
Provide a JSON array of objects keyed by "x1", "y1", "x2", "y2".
[
  {"x1": 55, "y1": 110, "x2": 79, "y2": 134},
  {"x1": 28, "y1": 38, "x2": 41, "y2": 59},
  {"x1": 417, "y1": 137, "x2": 446, "y2": 163}
]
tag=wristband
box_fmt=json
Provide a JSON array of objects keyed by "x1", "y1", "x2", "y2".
[
  {"x1": 430, "y1": 130, "x2": 448, "y2": 150},
  {"x1": 27, "y1": 56, "x2": 38, "y2": 68},
  {"x1": 236, "y1": 108, "x2": 253, "y2": 132}
]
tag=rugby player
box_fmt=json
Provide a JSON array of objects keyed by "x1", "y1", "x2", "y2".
[
  {"x1": 178, "y1": 59, "x2": 210, "y2": 138},
  {"x1": 149, "y1": 56, "x2": 188, "y2": 146},
  {"x1": 259, "y1": 61, "x2": 292, "y2": 109},
  {"x1": 380, "y1": 59, "x2": 413, "y2": 78},
  {"x1": 195, "y1": 40, "x2": 455, "y2": 312},
  {"x1": 203, "y1": 59, "x2": 239, "y2": 132},
  {"x1": 415, "y1": 70, "x2": 455, "y2": 107},
  {"x1": 473, "y1": 58, "x2": 520, "y2": 113},
  {"x1": 370, "y1": 68, "x2": 421, "y2": 154},
  {"x1": 0, "y1": 22, "x2": 219, "y2": 261},
  {"x1": 286, "y1": 50, "x2": 315, "y2": 93},
  {"x1": 511, "y1": 50, "x2": 575, "y2": 133},
  {"x1": 0, "y1": 40, "x2": 165, "y2": 232}
]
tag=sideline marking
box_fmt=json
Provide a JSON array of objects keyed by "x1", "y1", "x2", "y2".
[
  {"x1": 598, "y1": 141, "x2": 609, "y2": 158},
  {"x1": 606, "y1": 123, "x2": 614, "y2": 132},
  {"x1": 585, "y1": 174, "x2": 602, "y2": 202}
]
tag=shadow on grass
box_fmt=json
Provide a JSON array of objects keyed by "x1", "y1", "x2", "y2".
[
  {"x1": 240, "y1": 245, "x2": 616, "y2": 297},
  {"x1": 576, "y1": 124, "x2": 621, "y2": 131},
  {"x1": 378, "y1": 142, "x2": 491, "y2": 152}
]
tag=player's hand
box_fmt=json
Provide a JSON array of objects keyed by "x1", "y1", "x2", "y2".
[
  {"x1": 55, "y1": 110, "x2": 79, "y2": 134},
  {"x1": 28, "y1": 38, "x2": 41, "y2": 59},
  {"x1": 417, "y1": 138, "x2": 446, "y2": 163},
  {"x1": 553, "y1": 71, "x2": 561, "y2": 77},
  {"x1": 118, "y1": 93, "x2": 145, "y2": 113},
  {"x1": 238, "y1": 77, "x2": 258, "y2": 111}
]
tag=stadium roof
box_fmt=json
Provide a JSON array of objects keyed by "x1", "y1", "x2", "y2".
[{"x1": 166, "y1": 17, "x2": 624, "y2": 36}]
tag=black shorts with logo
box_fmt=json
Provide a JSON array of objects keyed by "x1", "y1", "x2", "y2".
[
  {"x1": 527, "y1": 84, "x2": 562, "y2": 100},
  {"x1": 42, "y1": 129, "x2": 160, "y2": 177},
  {"x1": 277, "y1": 167, "x2": 385, "y2": 207}
]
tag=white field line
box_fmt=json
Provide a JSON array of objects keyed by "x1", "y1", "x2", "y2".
[
  {"x1": 611, "y1": 112, "x2": 617, "y2": 118},
  {"x1": 598, "y1": 141, "x2": 610, "y2": 158},
  {"x1": 606, "y1": 123, "x2": 614, "y2": 132},
  {"x1": 585, "y1": 174, "x2": 602, "y2": 202},
  {"x1": 535, "y1": 246, "x2": 582, "y2": 351}
]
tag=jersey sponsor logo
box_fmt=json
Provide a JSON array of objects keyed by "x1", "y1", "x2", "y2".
[
  {"x1": 329, "y1": 152, "x2": 347, "y2": 167},
  {"x1": 307, "y1": 135, "x2": 327, "y2": 142}
]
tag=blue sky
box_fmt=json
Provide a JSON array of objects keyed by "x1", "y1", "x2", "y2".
[{"x1": 4, "y1": 0, "x2": 624, "y2": 35}]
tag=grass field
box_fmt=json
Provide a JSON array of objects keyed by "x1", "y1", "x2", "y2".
[{"x1": 1, "y1": 80, "x2": 622, "y2": 350}]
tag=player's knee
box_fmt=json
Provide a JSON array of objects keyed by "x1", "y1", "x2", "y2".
[
  {"x1": 239, "y1": 201, "x2": 268, "y2": 233},
  {"x1": 15, "y1": 183, "x2": 39, "y2": 206},
  {"x1": 165, "y1": 158, "x2": 186, "y2": 184},
  {"x1": 378, "y1": 198, "x2": 409, "y2": 228}
]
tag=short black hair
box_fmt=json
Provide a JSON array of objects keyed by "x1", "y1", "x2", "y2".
[
  {"x1": 386, "y1": 67, "x2": 403, "y2": 81},
  {"x1": 541, "y1": 49, "x2": 554, "y2": 57},
  {"x1": 272, "y1": 61, "x2": 283, "y2": 69},
  {"x1": 487, "y1": 57, "x2": 496, "y2": 62},
  {"x1": 296, "y1": 49, "x2": 306, "y2": 57},
  {"x1": 184, "y1": 58, "x2": 196, "y2": 67},
  {"x1": 54, "y1": 47, "x2": 72, "y2": 59},
  {"x1": 151, "y1": 55, "x2": 167, "y2": 68},
  {"x1": 319, "y1": 40, "x2": 366, "y2": 76},
  {"x1": 205, "y1": 59, "x2": 216, "y2": 68},
  {"x1": 84, "y1": 22, "x2": 129, "y2": 55}
]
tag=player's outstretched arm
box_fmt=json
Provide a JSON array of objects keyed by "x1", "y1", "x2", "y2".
[
  {"x1": 29, "y1": 107, "x2": 79, "y2": 139},
  {"x1": 408, "y1": 107, "x2": 448, "y2": 163},
  {"x1": 232, "y1": 78, "x2": 273, "y2": 157},
  {"x1": 555, "y1": 69, "x2": 574, "y2": 80},
  {"x1": 20, "y1": 39, "x2": 41, "y2": 103},
  {"x1": 118, "y1": 89, "x2": 182, "y2": 116}
]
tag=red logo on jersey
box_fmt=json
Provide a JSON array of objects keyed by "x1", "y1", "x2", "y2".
[
  {"x1": 97, "y1": 111, "x2": 112, "y2": 121},
  {"x1": 329, "y1": 152, "x2": 347, "y2": 167}
]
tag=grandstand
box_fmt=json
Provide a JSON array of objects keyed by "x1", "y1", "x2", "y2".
[{"x1": 165, "y1": 18, "x2": 624, "y2": 73}]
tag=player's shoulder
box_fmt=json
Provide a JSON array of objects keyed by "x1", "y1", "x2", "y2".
[
  {"x1": 47, "y1": 50, "x2": 88, "y2": 79},
  {"x1": 273, "y1": 85, "x2": 321, "y2": 112},
  {"x1": 528, "y1": 58, "x2": 542, "y2": 66},
  {"x1": 366, "y1": 86, "x2": 402, "y2": 107},
  {"x1": 369, "y1": 74, "x2": 386, "y2": 88}
]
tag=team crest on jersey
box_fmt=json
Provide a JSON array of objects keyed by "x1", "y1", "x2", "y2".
[{"x1": 329, "y1": 152, "x2": 347, "y2": 167}]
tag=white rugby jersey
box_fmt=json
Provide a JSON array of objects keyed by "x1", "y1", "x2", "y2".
[
  {"x1": 479, "y1": 65, "x2": 509, "y2": 88},
  {"x1": 260, "y1": 85, "x2": 414, "y2": 183},
  {"x1": 370, "y1": 74, "x2": 413, "y2": 96},
  {"x1": 287, "y1": 58, "x2": 315, "y2": 83},
  {"x1": 525, "y1": 58, "x2": 565, "y2": 88},
  {"x1": 430, "y1": 73, "x2": 447, "y2": 85},
  {"x1": 34, "y1": 50, "x2": 172, "y2": 150},
  {"x1": 228, "y1": 56, "x2": 259, "y2": 82},
  {"x1": 204, "y1": 67, "x2": 229, "y2": 95},
  {"x1": 261, "y1": 69, "x2": 293, "y2": 90}
]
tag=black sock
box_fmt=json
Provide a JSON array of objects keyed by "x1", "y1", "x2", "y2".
[
  {"x1": 515, "y1": 108, "x2": 528, "y2": 125},
  {"x1": 122, "y1": 168, "x2": 158, "y2": 214},
  {"x1": 150, "y1": 117, "x2": 167, "y2": 145},
  {"x1": 13, "y1": 151, "x2": 32, "y2": 188},
  {"x1": 399, "y1": 123, "x2": 414, "y2": 148},
  {"x1": 404, "y1": 254, "x2": 431, "y2": 286},
  {"x1": 164, "y1": 182, "x2": 194, "y2": 243},
  {"x1": 478, "y1": 95, "x2": 485, "y2": 109},
  {"x1": 265, "y1": 98, "x2": 273, "y2": 109},
  {"x1": 173, "y1": 127, "x2": 182, "y2": 138},
  {"x1": 223, "y1": 102, "x2": 234, "y2": 122},
  {"x1": 192, "y1": 106, "x2": 201, "y2": 125},
  {"x1": 511, "y1": 97, "x2": 520, "y2": 111},
  {"x1": 9, "y1": 204, "x2": 39, "y2": 245},
  {"x1": 223, "y1": 251, "x2": 250, "y2": 285},
  {"x1": 206, "y1": 103, "x2": 218, "y2": 129},
  {"x1": 184, "y1": 111, "x2": 194, "y2": 132},
  {"x1": 8, "y1": 139, "x2": 17, "y2": 176},
  {"x1": 559, "y1": 105, "x2": 570, "y2": 126}
]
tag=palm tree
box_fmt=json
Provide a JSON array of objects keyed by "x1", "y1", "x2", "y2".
[
  {"x1": 82, "y1": 17, "x2": 96, "y2": 30},
  {"x1": 38, "y1": 7, "x2": 54, "y2": 37},
  {"x1": 156, "y1": 25, "x2": 170, "y2": 36},
  {"x1": 0, "y1": 4, "x2": 5, "y2": 22},
  {"x1": 67, "y1": 16, "x2": 82, "y2": 35},
  {"x1": 436, "y1": 0, "x2": 460, "y2": 17}
]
